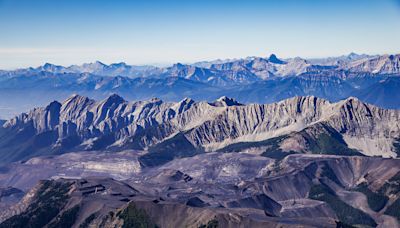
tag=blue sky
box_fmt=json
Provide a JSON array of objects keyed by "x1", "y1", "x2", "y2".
[{"x1": 0, "y1": 0, "x2": 399, "y2": 69}]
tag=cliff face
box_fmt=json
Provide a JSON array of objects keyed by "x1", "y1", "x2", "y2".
[
  {"x1": 347, "y1": 54, "x2": 400, "y2": 74},
  {"x1": 1, "y1": 94, "x2": 400, "y2": 164}
]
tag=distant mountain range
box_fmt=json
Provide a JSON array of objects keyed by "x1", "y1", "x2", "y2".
[
  {"x1": 1, "y1": 53, "x2": 400, "y2": 228},
  {"x1": 0, "y1": 53, "x2": 399, "y2": 119},
  {"x1": 8, "y1": 53, "x2": 399, "y2": 80}
]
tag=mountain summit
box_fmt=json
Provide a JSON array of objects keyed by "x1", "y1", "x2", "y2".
[
  {"x1": 268, "y1": 54, "x2": 285, "y2": 64},
  {"x1": 1, "y1": 95, "x2": 399, "y2": 165}
]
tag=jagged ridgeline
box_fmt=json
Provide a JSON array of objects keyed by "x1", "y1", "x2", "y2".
[
  {"x1": 1, "y1": 54, "x2": 400, "y2": 121},
  {"x1": 1, "y1": 94, "x2": 399, "y2": 166},
  {"x1": 1, "y1": 94, "x2": 400, "y2": 227}
]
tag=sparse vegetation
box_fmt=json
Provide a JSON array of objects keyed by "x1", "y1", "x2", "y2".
[
  {"x1": 218, "y1": 135, "x2": 285, "y2": 153},
  {"x1": 119, "y1": 202, "x2": 158, "y2": 228},
  {"x1": 321, "y1": 164, "x2": 343, "y2": 187},
  {"x1": 379, "y1": 171, "x2": 400, "y2": 196},
  {"x1": 217, "y1": 135, "x2": 297, "y2": 160},
  {"x1": 218, "y1": 124, "x2": 363, "y2": 160},
  {"x1": 48, "y1": 205, "x2": 80, "y2": 228},
  {"x1": 139, "y1": 133, "x2": 203, "y2": 167},
  {"x1": 335, "y1": 221, "x2": 356, "y2": 228},
  {"x1": 380, "y1": 171, "x2": 400, "y2": 222},
  {"x1": 384, "y1": 198, "x2": 400, "y2": 222},
  {"x1": 303, "y1": 125, "x2": 363, "y2": 156},
  {"x1": 354, "y1": 183, "x2": 388, "y2": 212},
  {"x1": 79, "y1": 213, "x2": 97, "y2": 228},
  {"x1": 199, "y1": 218, "x2": 219, "y2": 228},
  {"x1": 0, "y1": 180, "x2": 73, "y2": 228},
  {"x1": 309, "y1": 184, "x2": 377, "y2": 227}
]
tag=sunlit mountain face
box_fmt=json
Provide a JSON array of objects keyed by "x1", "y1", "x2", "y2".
[
  {"x1": 1, "y1": 0, "x2": 400, "y2": 227},
  {"x1": 1, "y1": 91, "x2": 400, "y2": 227}
]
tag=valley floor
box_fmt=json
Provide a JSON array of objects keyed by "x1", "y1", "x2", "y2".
[{"x1": 0, "y1": 151, "x2": 399, "y2": 227}]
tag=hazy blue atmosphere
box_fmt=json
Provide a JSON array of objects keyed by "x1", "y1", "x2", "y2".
[
  {"x1": 2, "y1": 2, "x2": 400, "y2": 227},
  {"x1": 0, "y1": 0, "x2": 399, "y2": 68}
]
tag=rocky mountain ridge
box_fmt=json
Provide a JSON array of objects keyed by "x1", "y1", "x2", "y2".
[
  {"x1": 1, "y1": 53, "x2": 400, "y2": 120},
  {"x1": 3, "y1": 53, "x2": 400, "y2": 83},
  {"x1": 1, "y1": 94, "x2": 399, "y2": 165}
]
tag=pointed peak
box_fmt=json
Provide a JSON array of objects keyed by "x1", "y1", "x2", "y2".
[
  {"x1": 289, "y1": 57, "x2": 309, "y2": 65},
  {"x1": 45, "y1": 100, "x2": 62, "y2": 110},
  {"x1": 106, "y1": 93, "x2": 125, "y2": 102},
  {"x1": 39, "y1": 62, "x2": 63, "y2": 70},
  {"x1": 99, "y1": 94, "x2": 126, "y2": 107},
  {"x1": 70, "y1": 93, "x2": 84, "y2": 98},
  {"x1": 180, "y1": 97, "x2": 195, "y2": 104},
  {"x1": 211, "y1": 96, "x2": 242, "y2": 107},
  {"x1": 175, "y1": 97, "x2": 195, "y2": 113},
  {"x1": 216, "y1": 96, "x2": 229, "y2": 101},
  {"x1": 43, "y1": 62, "x2": 54, "y2": 67},
  {"x1": 59, "y1": 96, "x2": 97, "y2": 119},
  {"x1": 293, "y1": 57, "x2": 307, "y2": 61},
  {"x1": 62, "y1": 94, "x2": 93, "y2": 109},
  {"x1": 172, "y1": 63, "x2": 186, "y2": 68},
  {"x1": 64, "y1": 94, "x2": 89, "y2": 102},
  {"x1": 82, "y1": 61, "x2": 107, "y2": 68},
  {"x1": 344, "y1": 96, "x2": 360, "y2": 102},
  {"x1": 339, "y1": 96, "x2": 366, "y2": 108},
  {"x1": 140, "y1": 97, "x2": 163, "y2": 106},
  {"x1": 110, "y1": 62, "x2": 128, "y2": 67},
  {"x1": 94, "y1": 60, "x2": 106, "y2": 66},
  {"x1": 347, "y1": 52, "x2": 366, "y2": 60},
  {"x1": 268, "y1": 54, "x2": 285, "y2": 64},
  {"x1": 348, "y1": 52, "x2": 358, "y2": 57},
  {"x1": 336, "y1": 97, "x2": 379, "y2": 115}
]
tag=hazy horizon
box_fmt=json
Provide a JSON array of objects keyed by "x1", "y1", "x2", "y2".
[
  {"x1": 1, "y1": 51, "x2": 398, "y2": 70},
  {"x1": 1, "y1": 0, "x2": 400, "y2": 69}
]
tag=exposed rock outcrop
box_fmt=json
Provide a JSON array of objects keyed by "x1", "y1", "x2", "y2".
[{"x1": 1, "y1": 95, "x2": 400, "y2": 164}]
